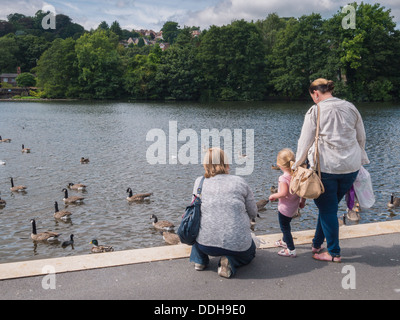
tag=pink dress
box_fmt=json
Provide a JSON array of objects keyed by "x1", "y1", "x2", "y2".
[{"x1": 278, "y1": 173, "x2": 301, "y2": 218}]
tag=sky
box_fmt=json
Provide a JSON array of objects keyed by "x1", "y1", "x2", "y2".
[{"x1": 0, "y1": 0, "x2": 399, "y2": 31}]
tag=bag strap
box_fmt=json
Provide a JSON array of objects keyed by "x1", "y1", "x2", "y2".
[
  {"x1": 313, "y1": 104, "x2": 321, "y2": 178},
  {"x1": 196, "y1": 176, "x2": 206, "y2": 197}
]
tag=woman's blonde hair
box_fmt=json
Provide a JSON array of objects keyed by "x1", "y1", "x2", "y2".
[
  {"x1": 309, "y1": 78, "x2": 335, "y2": 94},
  {"x1": 276, "y1": 148, "x2": 295, "y2": 175},
  {"x1": 203, "y1": 147, "x2": 230, "y2": 178}
]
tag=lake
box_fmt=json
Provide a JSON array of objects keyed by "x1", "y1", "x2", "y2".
[{"x1": 0, "y1": 100, "x2": 399, "y2": 263}]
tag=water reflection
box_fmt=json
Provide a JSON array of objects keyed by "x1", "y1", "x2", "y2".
[{"x1": 0, "y1": 100, "x2": 399, "y2": 263}]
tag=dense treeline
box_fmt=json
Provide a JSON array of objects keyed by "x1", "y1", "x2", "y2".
[{"x1": 1, "y1": 2, "x2": 400, "y2": 101}]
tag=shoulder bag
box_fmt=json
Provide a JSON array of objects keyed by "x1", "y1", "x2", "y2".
[
  {"x1": 289, "y1": 104, "x2": 325, "y2": 199},
  {"x1": 177, "y1": 176, "x2": 205, "y2": 245}
]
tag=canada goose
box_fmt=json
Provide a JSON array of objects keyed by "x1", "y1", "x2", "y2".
[
  {"x1": 256, "y1": 199, "x2": 269, "y2": 211},
  {"x1": 162, "y1": 231, "x2": 181, "y2": 245},
  {"x1": 388, "y1": 193, "x2": 400, "y2": 208},
  {"x1": 62, "y1": 188, "x2": 84, "y2": 204},
  {"x1": 0, "y1": 196, "x2": 6, "y2": 207},
  {"x1": 0, "y1": 136, "x2": 11, "y2": 143},
  {"x1": 126, "y1": 187, "x2": 152, "y2": 202},
  {"x1": 89, "y1": 239, "x2": 114, "y2": 253},
  {"x1": 30, "y1": 219, "x2": 61, "y2": 241},
  {"x1": 150, "y1": 214, "x2": 174, "y2": 231},
  {"x1": 345, "y1": 208, "x2": 361, "y2": 222},
  {"x1": 61, "y1": 234, "x2": 74, "y2": 248},
  {"x1": 10, "y1": 177, "x2": 27, "y2": 192},
  {"x1": 80, "y1": 157, "x2": 90, "y2": 163},
  {"x1": 67, "y1": 182, "x2": 86, "y2": 191},
  {"x1": 21, "y1": 144, "x2": 30, "y2": 153},
  {"x1": 53, "y1": 201, "x2": 72, "y2": 220}
]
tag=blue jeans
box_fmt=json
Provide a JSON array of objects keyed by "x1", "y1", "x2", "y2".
[
  {"x1": 313, "y1": 171, "x2": 359, "y2": 257},
  {"x1": 190, "y1": 241, "x2": 256, "y2": 277},
  {"x1": 278, "y1": 212, "x2": 295, "y2": 251}
]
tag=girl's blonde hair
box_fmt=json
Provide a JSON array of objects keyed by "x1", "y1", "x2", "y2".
[
  {"x1": 203, "y1": 147, "x2": 230, "y2": 178},
  {"x1": 276, "y1": 148, "x2": 295, "y2": 175}
]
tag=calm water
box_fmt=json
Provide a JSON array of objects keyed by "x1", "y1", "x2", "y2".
[{"x1": 0, "y1": 100, "x2": 399, "y2": 263}]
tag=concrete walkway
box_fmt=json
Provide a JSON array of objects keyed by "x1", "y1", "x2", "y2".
[{"x1": 1, "y1": 221, "x2": 399, "y2": 300}]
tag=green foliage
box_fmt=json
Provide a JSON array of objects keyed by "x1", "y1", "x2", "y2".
[{"x1": 16, "y1": 72, "x2": 36, "y2": 87}]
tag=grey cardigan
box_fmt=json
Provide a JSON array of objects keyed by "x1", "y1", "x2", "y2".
[{"x1": 193, "y1": 174, "x2": 258, "y2": 252}]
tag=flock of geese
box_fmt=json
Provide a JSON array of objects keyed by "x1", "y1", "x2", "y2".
[{"x1": 0, "y1": 135, "x2": 190, "y2": 254}]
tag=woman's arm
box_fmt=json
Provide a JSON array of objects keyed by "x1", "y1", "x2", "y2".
[{"x1": 294, "y1": 106, "x2": 317, "y2": 168}]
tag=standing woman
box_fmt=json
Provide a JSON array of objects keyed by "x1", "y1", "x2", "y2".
[
  {"x1": 190, "y1": 147, "x2": 258, "y2": 278},
  {"x1": 294, "y1": 78, "x2": 369, "y2": 262}
]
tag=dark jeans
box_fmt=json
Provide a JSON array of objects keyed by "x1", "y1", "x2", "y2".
[
  {"x1": 278, "y1": 212, "x2": 295, "y2": 251},
  {"x1": 313, "y1": 171, "x2": 359, "y2": 257},
  {"x1": 190, "y1": 241, "x2": 256, "y2": 277}
]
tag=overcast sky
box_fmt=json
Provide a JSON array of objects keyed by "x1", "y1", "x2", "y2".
[{"x1": 0, "y1": 0, "x2": 399, "y2": 31}]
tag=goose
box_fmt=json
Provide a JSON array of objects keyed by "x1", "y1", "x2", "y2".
[
  {"x1": 162, "y1": 231, "x2": 181, "y2": 245},
  {"x1": 67, "y1": 182, "x2": 86, "y2": 191},
  {"x1": 10, "y1": 177, "x2": 27, "y2": 192},
  {"x1": 345, "y1": 208, "x2": 361, "y2": 222},
  {"x1": 150, "y1": 214, "x2": 174, "y2": 231},
  {"x1": 0, "y1": 136, "x2": 11, "y2": 143},
  {"x1": 126, "y1": 187, "x2": 152, "y2": 202},
  {"x1": 0, "y1": 196, "x2": 6, "y2": 207},
  {"x1": 89, "y1": 239, "x2": 114, "y2": 253},
  {"x1": 53, "y1": 201, "x2": 72, "y2": 220},
  {"x1": 256, "y1": 199, "x2": 269, "y2": 211},
  {"x1": 80, "y1": 157, "x2": 90, "y2": 163},
  {"x1": 61, "y1": 234, "x2": 74, "y2": 248},
  {"x1": 270, "y1": 186, "x2": 278, "y2": 194},
  {"x1": 21, "y1": 144, "x2": 30, "y2": 153},
  {"x1": 30, "y1": 219, "x2": 61, "y2": 241},
  {"x1": 388, "y1": 193, "x2": 400, "y2": 208},
  {"x1": 62, "y1": 188, "x2": 84, "y2": 204}
]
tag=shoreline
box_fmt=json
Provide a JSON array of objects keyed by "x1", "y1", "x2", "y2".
[{"x1": 1, "y1": 220, "x2": 399, "y2": 281}]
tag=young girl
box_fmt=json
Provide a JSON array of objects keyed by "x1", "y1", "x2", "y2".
[{"x1": 269, "y1": 148, "x2": 306, "y2": 257}]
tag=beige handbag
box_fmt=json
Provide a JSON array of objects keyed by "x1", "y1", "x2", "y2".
[{"x1": 289, "y1": 104, "x2": 325, "y2": 199}]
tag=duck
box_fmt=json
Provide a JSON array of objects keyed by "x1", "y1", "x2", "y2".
[
  {"x1": 62, "y1": 188, "x2": 84, "y2": 204},
  {"x1": 256, "y1": 199, "x2": 269, "y2": 211},
  {"x1": 21, "y1": 144, "x2": 30, "y2": 153},
  {"x1": 345, "y1": 208, "x2": 361, "y2": 222},
  {"x1": 0, "y1": 196, "x2": 6, "y2": 207},
  {"x1": 271, "y1": 164, "x2": 280, "y2": 170},
  {"x1": 67, "y1": 182, "x2": 87, "y2": 191},
  {"x1": 388, "y1": 193, "x2": 400, "y2": 208},
  {"x1": 150, "y1": 214, "x2": 175, "y2": 231},
  {"x1": 0, "y1": 160, "x2": 6, "y2": 165},
  {"x1": 89, "y1": 239, "x2": 114, "y2": 253},
  {"x1": 30, "y1": 219, "x2": 61, "y2": 241},
  {"x1": 162, "y1": 231, "x2": 181, "y2": 245},
  {"x1": 61, "y1": 234, "x2": 74, "y2": 248},
  {"x1": 10, "y1": 177, "x2": 27, "y2": 192},
  {"x1": 53, "y1": 201, "x2": 72, "y2": 221},
  {"x1": 270, "y1": 186, "x2": 278, "y2": 194},
  {"x1": 126, "y1": 187, "x2": 152, "y2": 202},
  {"x1": 80, "y1": 157, "x2": 90, "y2": 164},
  {"x1": 250, "y1": 214, "x2": 261, "y2": 231},
  {"x1": 0, "y1": 136, "x2": 11, "y2": 143}
]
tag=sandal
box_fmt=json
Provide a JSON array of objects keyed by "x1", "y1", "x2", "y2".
[
  {"x1": 313, "y1": 252, "x2": 341, "y2": 263},
  {"x1": 275, "y1": 239, "x2": 287, "y2": 248},
  {"x1": 278, "y1": 248, "x2": 297, "y2": 258},
  {"x1": 311, "y1": 245, "x2": 324, "y2": 254}
]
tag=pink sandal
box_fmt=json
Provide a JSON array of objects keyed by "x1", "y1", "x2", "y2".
[
  {"x1": 278, "y1": 248, "x2": 297, "y2": 258},
  {"x1": 275, "y1": 240, "x2": 287, "y2": 248}
]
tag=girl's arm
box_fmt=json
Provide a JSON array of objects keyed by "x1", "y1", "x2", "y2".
[{"x1": 269, "y1": 181, "x2": 289, "y2": 202}]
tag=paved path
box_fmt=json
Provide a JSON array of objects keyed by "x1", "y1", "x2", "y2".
[{"x1": 1, "y1": 233, "x2": 399, "y2": 300}]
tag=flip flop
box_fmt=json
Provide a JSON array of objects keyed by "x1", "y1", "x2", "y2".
[{"x1": 313, "y1": 252, "x2": 341, "y2": 263}]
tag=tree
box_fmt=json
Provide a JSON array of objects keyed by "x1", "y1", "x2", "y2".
[
  {"x1": 0, "y1": 35, "x2": 19, "y2": 73},
  {"x1": 16, "y1": 72, "x2": 36, "y2": 87},
  {"x1": 34, "y1": 37, "x2": 80, "y2": 98},
  {"x1": 161, "y1": 21, "x2": 180, "y2": 44},
  {"x1": 75, "y1": 29, "x2": 123, "y2": 99},
  {"x1": 110, "y1": 21, "x2": 123, "y2": 40}
]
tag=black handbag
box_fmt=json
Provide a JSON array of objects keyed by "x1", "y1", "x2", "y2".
[{"x1": 177, "y1": 176, "x2": 205, "y2": 245}]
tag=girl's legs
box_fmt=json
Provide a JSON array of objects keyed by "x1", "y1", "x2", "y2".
[{"x1": 278, "y1": 212, "x2": 295, "y2": 251}]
